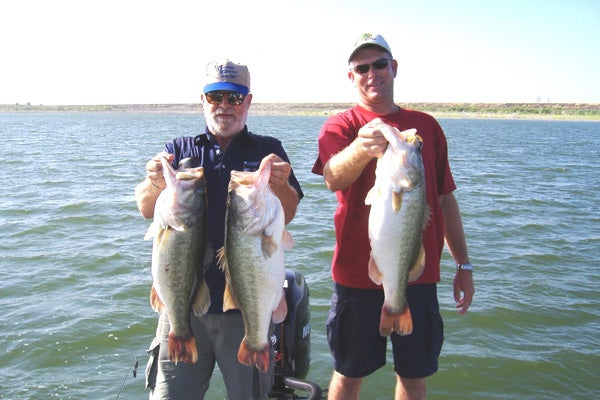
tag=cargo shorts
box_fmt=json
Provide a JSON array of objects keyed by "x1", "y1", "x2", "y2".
[
  {"x1": 145, "y1": 312, "x2": 274, "y2": 400},
  {"x1": 326, "y1": 283, "x2": 444, "y2": 379}
]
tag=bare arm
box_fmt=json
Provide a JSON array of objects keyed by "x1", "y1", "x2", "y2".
[
  {"x1": 134, "y1": 155, "x2": 170, "y2": 219},
  {"x1": 322, "y1": 124, "x2": 389, "y2": 192},
  {"x1": 263, "y1": 154, "x2": 300, "y2": 225},
  {"x1": 440, "y1": 192, "x2": 475, "y2": 314}
]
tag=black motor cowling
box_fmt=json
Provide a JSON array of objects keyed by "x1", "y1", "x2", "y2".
[{"x1": 269, "y1": 270, "x2": 321, "y2": 400}]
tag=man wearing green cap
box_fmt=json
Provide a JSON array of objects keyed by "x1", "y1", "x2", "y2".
[
  {"x1": 136, "y1": 59, "x2": 303, "y2": 399},
  {"x1": 312, "y1": 33, "x2": 475, "y2": 399}
]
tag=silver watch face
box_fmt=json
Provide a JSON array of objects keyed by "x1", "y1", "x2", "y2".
[{"x1": 458, "y1": 263, "x2": 473, "y2": 271}]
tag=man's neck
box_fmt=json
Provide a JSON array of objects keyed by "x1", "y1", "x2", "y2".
[{"x1": 358, "y1": 101, "x2": 399, "y2": 115}]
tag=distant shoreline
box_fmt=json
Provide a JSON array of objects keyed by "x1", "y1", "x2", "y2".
[{"x1": 2, "y1": 102, "x2": 599, "y2": 120}]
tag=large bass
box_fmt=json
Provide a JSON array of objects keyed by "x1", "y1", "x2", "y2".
[
  {"x1": 365, "y1": 119, "x2": 429, "y2": 337},
  {"x1": 218, "y1": 158, "x2": 292, "y2": 372},
  {"x1": 145, "y1": 153, "x2": 210, "y2": 364}
]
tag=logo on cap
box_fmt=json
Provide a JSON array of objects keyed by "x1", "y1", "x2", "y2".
[
  {"x1": 355, "y1": 33, "x2": 377, "y2": 46},
  {"x1": 217, "y1": 64, "x2": 240, "y2": 80}
]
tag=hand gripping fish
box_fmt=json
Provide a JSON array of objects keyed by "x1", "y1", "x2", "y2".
[
  {"x1": 218, "y1": 158, "x2": 293, "y2": 372},
  {"x1": 365, "y1": 119, "x2": 429, "y2": 337},
  {"x1": 144, "y1": 152, "x2": 210, "y2": 364}
]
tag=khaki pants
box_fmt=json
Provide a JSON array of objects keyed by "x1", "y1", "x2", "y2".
[{"x1": 146, "y1": 312, "x2": 273, "y2": 400}]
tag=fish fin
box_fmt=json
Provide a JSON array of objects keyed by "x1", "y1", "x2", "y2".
[
  {"x1": 192, "y1": 279, "x2": 211, "y2": 317},
  {"x1": 368, "y1": 255, "x2": 384, "y2": 285},
  {"x1": 365, "y1": 186, "x2": 377, "y2": 205},
  {"x1": 237, "y1": 339, "x2": 270, "y2": 373},
  {"x1": 272, "y1": 289, "x2": 288, "y2": 324},
  {"x1": 408, "y1": 244, "x2": 426, "y2": 282},
  {"x1": 216, "y1": 246, "x2": 227, "y2": 271},
  {"x1": 149, "y1": 285, "x2": 163, "y2": 312},
  {"x1": 168, "y1": 222, "x2": 186, "y2": 232},
  {"x1": 379, "y1": 305, "x2": 413, "y2": 337},
  {"x1": 392, "y1": 191, "x2": 404, "y2": 212},
  {"x1": 158, "y1": 211, "x2": 187, "y2": 233},
  {"x1": 281, "y1": 229, "x2": 294, "y2": 251},
  {"x1": 261, "y1": 234, "x2": 278, "y2": 258},
  {"x1": 168, "y1": 332, "x2": 198, "y2": 365},
  {"x1": 222, "y1": 283, "x2": 238, "y2": 312},
  {"x1": 144, "y1": 223, "x2": 157, "y2": 240},
  {"x1": 147, "y1": 224, "x2": 170, "y2": 245}
]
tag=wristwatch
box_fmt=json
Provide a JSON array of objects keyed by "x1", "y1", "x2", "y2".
[{"x1": 456, "y1": 263, "x2": 473, "y2": 272}]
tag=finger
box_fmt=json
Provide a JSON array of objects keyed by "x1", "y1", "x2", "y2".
[
  {"x1": 456, "y1": 290, "x2": 474, "y2": 315},
  {"x1": 269, "y1": 173, "x2": 287, "y2": 187},
  {"x1": 271, "y1": 162, "x2": 291, "y2": 177},
  {"x1": 262, "y1": 153, "x2": 283, "y2": 165},
  {"x1": 456, "y1": 299, "x2": 471, "y2": 315},
  {"x1": 148, "y1": 171, "x2": 165, "y2": 181},
  {"x1": 453, "y1": 286, "x2": 461, "y2": 303},
  {"x1": 146, "y1": 159, "x2": 162, "y2": 173}
]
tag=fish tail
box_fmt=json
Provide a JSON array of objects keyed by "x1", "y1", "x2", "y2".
[
  {"x1": 237, "y1": 338, "x2": 270, "y2": 373},
  {"x1": 379, "y1": 305, "x2": 413, "y2": 337},
  {"x1": 168, "y1": 332, "x2": 198, "y2": 364}
]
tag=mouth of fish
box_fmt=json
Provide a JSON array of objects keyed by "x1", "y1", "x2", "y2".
[
  {"x1": 231, "y1": 178, "x2": 255, "y2": 186},
  {"x1": 176, "y1": 171, "x2": 204, "y2": 180}
]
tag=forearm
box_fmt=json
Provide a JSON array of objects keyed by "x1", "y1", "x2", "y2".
[
  {"x1": 440, "y1": 193, "x2": 470, "y2": 264},
  {"x1": 271, "y1": 182, "x2": 299, "y2": 225},
  {"x1": 134, "y1": 177, "x2": 163, "y2": 219},
  {"x1": 323, "y1": 139, "x2": 373, "y2": 192}
]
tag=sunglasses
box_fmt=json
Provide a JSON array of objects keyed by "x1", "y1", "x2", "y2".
[
  {"x1": 205, "y1": 91, "x2": 246, "y2": 106},
  {"x1": 350, "y1": 58, "x2": 391, "y2": 74}
]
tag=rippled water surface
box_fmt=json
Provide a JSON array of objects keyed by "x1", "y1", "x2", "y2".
[{"x1": 1, "y1": 113, "x2": 599, "y2": 399}]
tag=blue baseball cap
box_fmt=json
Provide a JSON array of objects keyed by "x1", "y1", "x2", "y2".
[{"x1": 203, "y1": 59, "x2": 250, "y2": 95}]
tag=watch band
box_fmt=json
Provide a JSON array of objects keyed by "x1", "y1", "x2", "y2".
[{"x1": 456, "y1": 263, "x2": 473, "y2": 272}]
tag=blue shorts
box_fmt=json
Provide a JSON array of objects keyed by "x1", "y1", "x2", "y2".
[{"x1": 326, "y1": 283, "x2": 444, "y2": 379}]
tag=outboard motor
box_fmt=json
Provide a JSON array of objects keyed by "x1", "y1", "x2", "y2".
[{"x1": 269, "y1": 270, "x2": 322, "y2": 400}]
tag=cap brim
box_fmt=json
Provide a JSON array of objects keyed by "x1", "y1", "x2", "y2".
[{"x1": 203, "y1": 82, "x2": 249, "y2": 95}]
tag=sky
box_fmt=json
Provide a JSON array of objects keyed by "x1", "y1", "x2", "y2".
[{"x1": 1, "y1": 0, "x2": 599, "y2": 105}]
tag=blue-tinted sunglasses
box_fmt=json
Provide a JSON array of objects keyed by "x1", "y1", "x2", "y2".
[{"x1": 205, "y1": 91, "x2": 246, "y2": 106}]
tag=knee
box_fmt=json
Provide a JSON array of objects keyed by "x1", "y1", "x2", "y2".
[
  {"x1": 336, "y1": 373, "x2": 362, "y2": 387},
  {"x1": 396, "y1": 376, "x2": 426, "y2": 400},
  {"x1": 329, "y1": 371, "x2": 362, "y2": 398}
]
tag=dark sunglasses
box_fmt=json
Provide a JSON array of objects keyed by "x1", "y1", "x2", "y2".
[
  {"x1": 205, "y1": 91, "x2": 246, "y2": 106},
  {"x1": 350, "y1": 58, "x2": 391, "y2": 74}
]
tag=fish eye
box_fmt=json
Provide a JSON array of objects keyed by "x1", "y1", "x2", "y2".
[{"x1": 414, "y1": 135, "x2": 423, "y2": 149}]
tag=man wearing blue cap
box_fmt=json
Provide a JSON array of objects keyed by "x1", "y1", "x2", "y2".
[
  {"x1": 135, "y1": 59, "x2": 304, "y2": 399},
  {"x1": 313, "y1": 33, "x2": 475, "y2": 399}
]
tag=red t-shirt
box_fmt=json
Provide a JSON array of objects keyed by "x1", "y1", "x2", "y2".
[{"x1": 312, "y1": 105, "x2": 456, "y2": 288}]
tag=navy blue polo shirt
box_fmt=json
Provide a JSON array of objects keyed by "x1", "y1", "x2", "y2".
[{"x1": 164, "y1": 125, "x2": 304, "y2": 314}]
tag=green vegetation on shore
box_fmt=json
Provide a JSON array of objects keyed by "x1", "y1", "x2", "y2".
[{"x1": 2, "y1": 102, "x2": 599, "y2": 120}]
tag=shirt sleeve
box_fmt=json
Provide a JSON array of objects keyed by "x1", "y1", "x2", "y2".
[
  {"x1": 432, "y1": 120, "x2": 457, "y2": 195},
  {"x1": 312, "y1": 114, "x2": 356, "y2": 176},
  {"x1": 269, "y1": 137, "x2": 305, "y2": 201}
]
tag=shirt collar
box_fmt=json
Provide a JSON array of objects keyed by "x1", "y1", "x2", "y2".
[{"x1": 195, "y1": 125, "x2": 250, "y2": 147}]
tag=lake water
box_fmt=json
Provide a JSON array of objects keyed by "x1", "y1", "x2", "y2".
[{"x1": 1, "y1": 112, "x2": 599, "y2": 399}]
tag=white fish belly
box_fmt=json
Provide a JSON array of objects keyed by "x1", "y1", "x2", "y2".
[{"x1": 369, "y1": 189, "x2": 424, "y2": 311}]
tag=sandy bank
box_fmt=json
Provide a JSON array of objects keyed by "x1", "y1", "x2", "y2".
[{"x1": 2, "y1": 102, "x2": 599, "y2": 120}]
